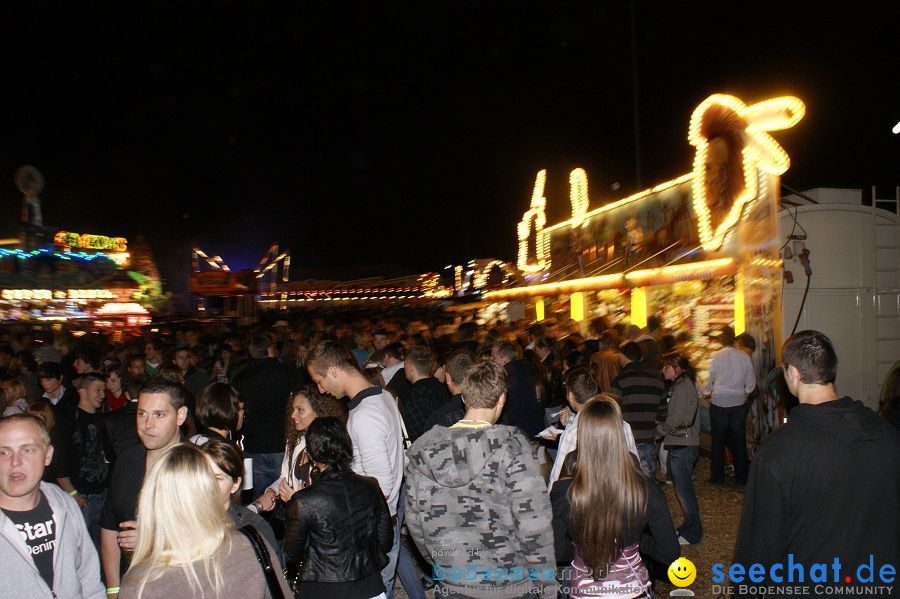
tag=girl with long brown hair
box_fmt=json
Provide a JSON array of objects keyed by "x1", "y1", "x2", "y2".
[{"x1": 563, "y1": 397, "x2": 678, "y2": 598}]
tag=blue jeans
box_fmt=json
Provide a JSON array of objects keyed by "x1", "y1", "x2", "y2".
[
  {"x1": 382, "y1": 486, "x2": 403, "y2": 599},
  {"x1": 709, "y1": 404, "x2": 749, "y2": 483},
  {"x1": 395, "y1": 481, "x2": 425, "y2": 599},
  {"x1": 667, "y1": 444, "x2": 702, "y2": 543},
  {"x1": 635, "y1": 441, "x2": 657, "y2": 480},
  {"x1": 244, "y1": 451, "x2": 284, "y2": 498},
  {"x1": 81, "y1": 490, "x2": 106, "y2": 552}
]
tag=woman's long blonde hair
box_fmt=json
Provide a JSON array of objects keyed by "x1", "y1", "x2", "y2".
[
  {"x1": 568, "y1": 395, "x2": 647, "y2": 576},
  {"x1": 129, "y1": 443, "x2": 233, "y2": 599}
]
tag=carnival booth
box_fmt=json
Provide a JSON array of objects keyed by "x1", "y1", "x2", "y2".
[
  {"x1": 0, "y1": 226, "x2": 164, "y2": 330},
  {"x1": 486, "y1": 93, "x2": 806, "y2": 388}
]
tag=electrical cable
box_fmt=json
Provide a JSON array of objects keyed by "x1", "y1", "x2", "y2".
[
  {"x1": 790, "y1": 249, "x2": 812, "y2": 336},
  {"x1": 790, "y1": 271, "x2": 811, "y2": 336}
]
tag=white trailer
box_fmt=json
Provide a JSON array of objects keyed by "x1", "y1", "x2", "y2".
[{"x1": 779, "y1": 187, "x2": 899, "y2": 409}]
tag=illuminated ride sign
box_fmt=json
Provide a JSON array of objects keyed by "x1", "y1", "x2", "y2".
[
  {"x1": 509, "y1": 93, "x2": 804, "y2": 294},
  {"x1": 54, "y1": 231, "x2": 128, "y2": 253}
]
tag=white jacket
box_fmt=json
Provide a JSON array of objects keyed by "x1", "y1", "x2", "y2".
[
  {"x1": 0, "y1": 482, "x2": 105, "y2": 599},
  {"x1": 267, "y1": 436, "x2": 307, "y2": 495},
  {"x1": 346, "y1": 387, "x2": 405, "y2": 516}
]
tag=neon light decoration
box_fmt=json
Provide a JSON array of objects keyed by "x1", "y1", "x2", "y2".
[
  {"x1": 54, "y1": 231, "x2": 128, "y2": 253},
  {"x1": 689, "y1": 95, "x2": 804, "y2": 250}
]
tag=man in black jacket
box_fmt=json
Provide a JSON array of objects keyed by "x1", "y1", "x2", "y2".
[
  {"x1": 400, "y1": 346, "x2": 450, "y2": 442},
  {"x1": 232, "y1": 334, "x2": 296, "y2": 497},
  {"x1": 491, "y1": 341, "x2": 544, "y2": 437},
  {"x1": 734, "y1": 331, "x2": 900, "y2": 598}
]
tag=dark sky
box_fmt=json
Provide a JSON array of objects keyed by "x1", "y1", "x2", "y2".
[{"x1": 1, "y1": 2, "x2": 897, "y2": 298}]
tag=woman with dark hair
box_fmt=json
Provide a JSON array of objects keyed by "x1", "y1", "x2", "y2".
[
  {"x1": 190, "y1": 383, "x2": 243, "y2": 444},
  {"x1": 253, "y1": 385, "x2": 346, "y2": 513},
  {"x1": 105, "y1": 365, "x2": 129, "y2": 411},
  {"x1": 198, "y1": 440, "x2": 281, "y2": 564},
  {"x1": 563, "y1": 397, "x2": 678, "y2": 598},
  {"x1": 658, "y1": 352, "x2": 702, "y2": 545},
  {"x1": 283, "y1": 417, "x2": 393, "y2": 599}
]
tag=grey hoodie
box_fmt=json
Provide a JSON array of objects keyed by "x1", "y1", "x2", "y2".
[
  {"x1": 405, "y1": 424, "x2": 556, "y2": 599},
  {"x1": 0, "y1": 482, "x2": 105, "y2": 599}
]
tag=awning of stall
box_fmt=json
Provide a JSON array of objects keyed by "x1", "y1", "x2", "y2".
[{"x1": 483, "y1": 257, "x2": 737, "y2": 301}]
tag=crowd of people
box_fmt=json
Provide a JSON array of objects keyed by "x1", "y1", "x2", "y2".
[{"x1": 0, "y1": 311, "x2": 898, "y2": 599}]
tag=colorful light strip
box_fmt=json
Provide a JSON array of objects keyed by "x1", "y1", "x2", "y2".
[{"x1": 0, "y1": 248, "x2": 117, "y2": 263}]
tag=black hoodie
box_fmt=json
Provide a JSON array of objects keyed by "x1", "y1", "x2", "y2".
[{"x1": 734, "y1": 397, "x2": 900, "y2": 598}]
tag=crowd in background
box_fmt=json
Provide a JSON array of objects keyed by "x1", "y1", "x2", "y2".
[{"x1": 1, "y1": 310, "x2": 898, "y2": 599}]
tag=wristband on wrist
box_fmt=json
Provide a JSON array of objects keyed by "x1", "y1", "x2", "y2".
[
  {"x1": 253, "y1": 501, "x2": 263, "y2": 511},
  {"x1": 69, "y1": 489, "x2": 79, "y2": 497},
  {"x1": 106, "y1": 587, "x2": 120, "y2": 595}
]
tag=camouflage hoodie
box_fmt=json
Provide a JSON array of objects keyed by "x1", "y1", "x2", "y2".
[{"x1": 405, "y1": 424, "x2": 557, "y2": 598}]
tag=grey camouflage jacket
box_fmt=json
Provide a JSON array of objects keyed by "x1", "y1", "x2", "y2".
[{"x1": 405, "y1": 424, "x2": 557, "y2": 598}]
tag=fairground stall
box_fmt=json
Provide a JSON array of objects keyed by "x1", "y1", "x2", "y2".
[
  {"x1": 0, "y1": 229, "x2": 155, "y2": 328},
  {"x1": 486, "y1": 93, "x2": 805, "y2": 387}
]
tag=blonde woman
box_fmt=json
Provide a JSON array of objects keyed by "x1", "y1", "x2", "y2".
[
  {"x1": 1, "y1": 379, "x2": 29, "y2": 416},
  {"x1": 119, "y1": 443, "x2": 290, "y2": 599}
]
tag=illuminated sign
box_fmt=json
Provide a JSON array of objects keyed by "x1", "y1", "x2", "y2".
[
  {"x1": 514, "y1": 94, "x2": 805, "y2": 275},
  {"x1": 0, "y1": 289, "x2": 115, "y2": 301},
  {"x1": 54, "y1": 231, "x2": 128, "y2": 253},
  {"x1": 689, "y1": 95, "x2": 804, "y2": 250}
]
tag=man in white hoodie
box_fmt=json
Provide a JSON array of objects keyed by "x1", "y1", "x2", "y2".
[{"x1": 0, "y1": 413, "x2": 105, "y2": 599}]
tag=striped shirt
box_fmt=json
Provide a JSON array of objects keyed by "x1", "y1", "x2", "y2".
[{"x1": 611, "y1": 362, "x2": 666, "y2": 443}]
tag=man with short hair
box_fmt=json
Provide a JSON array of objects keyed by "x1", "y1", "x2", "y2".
[
  {"x1": 0, "y1": 414, "x2": 106, "y2": 599},
  {"x1": 143, "y1": 339, "x2": 163, "y2": 376},
  {"x1": 611, "y1": 341, "x2": 666, "y2": 479},
  {"x1": 37, "y1": 361, "x2": 78, "y2": 423},
  {"x1": 373, "y1": 328, "x2": 390, "y2": 352},
  {"x1": 406, "y1": 361, "x2": 556, "y2": 599},
  {"x1": 308, "y1": 340, "x2": 405, "y2": 598},
  {"x1": 126, "y1": 354, "x2": 145, "y2": 379},
  {"x1": 491, "y1": 340, "x2": 544, "y2": 436},
  {"x1": 50, "y1": 373, "x2": 112, "y2": 549},
  {"x1": 99, "y1": 378, "x2": 188, "y2": 599},
  {"x1": 232, "y1": 333, "x2": 295, "y2": 498},
  {"x1": 704, "y1": 326, "x2": 755, "y2": 484},
  {"x1": 173, "y1": 347, "x2": 208, "y2": 407},
  {"x1": 423, "y1": 349, "x2": 472, "y2": 430},
  {"x1": 734, "y1": 331, "x2": 900, "y2": 597},
  {"x1": 401, "y1": 346, "x2": 451, "y2": 443},
  {"x1": 73, "y1": 349, "x2": 100, "y2": 376},
  {"x1": 548, "y1": 367, "x2": 639, "y2": 491}
]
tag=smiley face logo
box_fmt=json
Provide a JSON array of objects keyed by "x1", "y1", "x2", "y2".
[{"x1": 668, "y1": 557, "x2": 696, "y2": 587}]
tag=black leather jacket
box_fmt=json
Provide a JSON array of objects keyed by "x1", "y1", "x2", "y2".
[{"x1": 283, "y1": 468, "x2": 393, "y2": 582}]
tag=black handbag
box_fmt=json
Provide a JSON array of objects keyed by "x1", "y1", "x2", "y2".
[{"x1": 238, "y1": 525, "x2": 286, "y2": 599}]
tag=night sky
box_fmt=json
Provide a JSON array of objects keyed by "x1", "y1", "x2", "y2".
[{"x1": 1, "y1": 3, "x2": 897, "y2": 301}]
